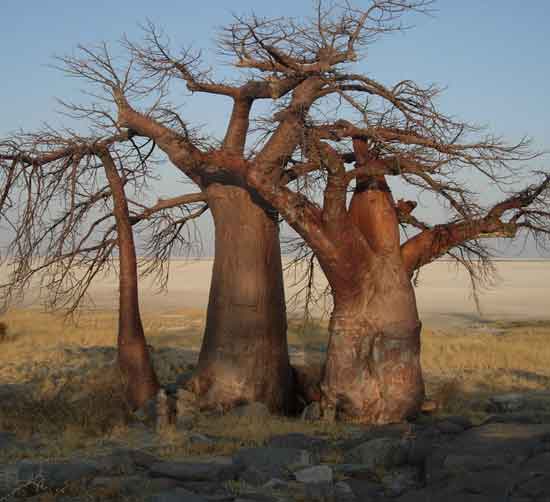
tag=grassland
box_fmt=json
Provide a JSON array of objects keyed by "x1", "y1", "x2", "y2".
[{"x1": 0, "y1": 305, "x2": 549, "y2": 466}]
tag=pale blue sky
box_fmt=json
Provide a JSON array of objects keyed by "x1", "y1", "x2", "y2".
[{"x1": 1, "y1": 1, "x2": 549, "y2": 257}]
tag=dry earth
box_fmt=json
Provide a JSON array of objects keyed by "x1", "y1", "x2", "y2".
[{"x1": 0, "y1": 260, "x2": 549, "y2": 500}]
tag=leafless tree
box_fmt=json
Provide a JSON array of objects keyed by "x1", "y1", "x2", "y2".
[
  {"x1": 0, "y1": 131, "x2": 206, "y2": 408},
  {"x1": 3, "y1": 1, "x2": 548, "y2": 422},
  {"x1": 223, "y1": 1, "x2": 548, "y2": 422}
]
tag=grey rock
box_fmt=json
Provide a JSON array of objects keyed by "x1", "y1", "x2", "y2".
[
  {"x1": 301, "y1": 402, "x2": 322, "y2": 421},
  {"x1": 233, "y1": 495, "x2": 280, "y2": 502},
  {"x1": 304, "y1": 481, "x2": 334, "y2": 501},
  {"x1": 88, "y1": 450, "x2": 141, "y2": 475},
  {"x1": 262, "y1": 478, "x2": 289, "y2": 490},
  {"x1": 407, "y1": 437, "x2": 434, "y2": 466},
  {"x1": 230, "y1": 402, "x2": 271, "y2": 419},
  {"x1": 188, "y1": 433, "x2": 215, "y2": 446},
  {"x1": 234, "y1": 447, "x2": 317, "y2": 471},
  {"x1": 334, "y1": 481, "x2": 356, "y2": 501},
  {"x1": 346, "y1": 479, "x2": 384, "y2": 500},
  {"x1": 332, "y1": 464, "x2": 378, "y2": 479},
  {"x1": 149, "y1": 461, "x2": 240, "y2": 482},
  {"x1": 435, "y1": 420, "x2": 464, "y2": 434},
  {"x1": 240, "y1": 466, "x2": 273, "y2": 486},
  {"x1": 89, "y1": 475, "x2": 144, "y2": 494},
  {"x1": 294, "y1": 465, "x2": 333, "y2": 484},
  {"x1": 13, "y1": 460, "x2": 100, "y2": 490},
  {"x1": 381, "y1": 466, "x2": 421, "y2": 497},
  {"x1": 521, "y1": 452, "x2": 550, "y2": 474},
  {"x1": 443, "y1": 415, "x2": 473, "y2": 429},
  {"x1": 443, "y1": 454, "x2": 504, "y2": 472},
  {"x1": 0, "y1": 431, "x2": 17, "y2": 450},
  {"x1": 267, "y1": 433, "x2": 329, "y2": 454},
  {"x1": 150, "y1": 487, "x2": 208, "y2": 502},
  {"x1": 487, "y1": 393, "x2": 525, "y2": 413},
  {"x1": 513, "y1": 473, "x2": 550, "y2": 499},
  {"x1": 344, "y1": 437, "x2": 409, "y2": 470}
]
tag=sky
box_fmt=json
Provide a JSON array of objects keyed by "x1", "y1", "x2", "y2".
[{"x1": 1, "y1": 1, "x2": 549, "y2": 257}]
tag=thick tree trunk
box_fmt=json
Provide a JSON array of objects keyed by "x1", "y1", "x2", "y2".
[
  {"x1": 190, "y1": 183, "x2": 294, "y2": 413},
  {"x1": 321, "y1": 257, "x2": 424, "y2": 424},
  {"x1": 101, "y1": 152, "x2": 160, "y2": 410}
]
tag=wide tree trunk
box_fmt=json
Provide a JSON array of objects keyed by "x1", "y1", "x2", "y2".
[
  {"x1": 190, "y1": 183, "x2": 294, "y2": 413},
  {"x1": 321, "y1": 257, "x2": 424, "y2": 424},
  {"x1": 101, "y1": 151, "x2": 160, "y2": 410}
]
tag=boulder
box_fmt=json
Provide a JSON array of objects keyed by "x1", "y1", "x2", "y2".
[
  {"x1": 267, "y1": 433, "x2": 329, "y2": 454},
  {"x1": 294, "y1": 465, "x2": 333, "y2": 484},
  {"x1": 149, "y1": 460, "x2": 239, "y2": 482},
  {"x1": 344, "y1": 437, "x2": 409, "y2": 470},
  {"x1": 149, "y1": 487, "x2": 208, "y2": 502},
  {"x1": 234, "y1": 447, "x2": 317, "y2": 471},
  {"x1": 487, "y1": 393, "x2": 525, "y2": 413}
]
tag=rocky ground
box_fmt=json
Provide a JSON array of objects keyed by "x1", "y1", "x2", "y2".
[{"x1": 1, "y1": 388, "x2": 550, "y2": 501}]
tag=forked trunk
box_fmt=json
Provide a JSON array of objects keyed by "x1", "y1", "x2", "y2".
[
  {"x1": 190, "y1": 184, "x2": 294, "y2": 413},
  {"x1": 321, "y1": 257, "x2": 424, "y2": 424},
  {"x1": 101, "y1": 151, "x2": 160, "y2": 410}
]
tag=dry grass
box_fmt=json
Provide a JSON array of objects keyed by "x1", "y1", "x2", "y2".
[{"x1": 0, "y1": 307, "x2": 549, "y2": 461}]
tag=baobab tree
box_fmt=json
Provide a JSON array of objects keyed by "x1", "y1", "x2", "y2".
[
  {"x1": 230, "y1": 5, "x2": 550, "y2": 422},
  {"x1": 4, "y1": 1, "x2": 549, "y2": 423},
  {"x1": 0, "y1": 131, "x2": 206, "y2": 408}
]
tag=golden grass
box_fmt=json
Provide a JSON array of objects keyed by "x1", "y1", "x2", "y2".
[{"x1": 0, "y1": 307, "x2": 549, "y2": 461}]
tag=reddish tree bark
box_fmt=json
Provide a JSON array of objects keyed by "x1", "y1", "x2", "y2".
[
  {"x1": 189, "y1": 183, "x2": 294, "y2": 412},
  {"x1": 99, "y1": 149, "x2": 160, "y2": 409}
]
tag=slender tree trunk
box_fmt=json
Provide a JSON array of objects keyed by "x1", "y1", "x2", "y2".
[
  {"x1": 321, "y1": 256, "x2": 424, "y2": 424},
  {"x1": 101, "y1": 152, "x2": 160, "y2": 410},
  {"x1": 190, "y1": 183, "x2": 294, "y2": 413}
]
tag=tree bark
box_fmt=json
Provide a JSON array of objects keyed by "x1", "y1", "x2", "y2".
[
  {"x1": 320, "y1": 255, "x2": 425, "y2": 424},
  {"x1": 100, "y1": 151, "x2": 160, "y2": 410},
  {"x1": 190, "y1": 183, "x2": 295, "y2": 413}
]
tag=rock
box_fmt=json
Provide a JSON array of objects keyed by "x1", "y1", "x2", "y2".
[
  {"x1": 334, "y1": 481, "x2": 356, "y2": 501},
  {"x1": 513, "y1": 473, "x2": 550, "y2": 500},
  {"x1": 262, "y1": 478, "x2": 289, "y2": 490},
  {"x1": 301, "y1": 402, "x2": 321, "y2": 421},
  {"x1": 407, "y1": 436, "x2": 436, "y2": 466},
  {"x1": 230, "y1": 402, "x2": 271, "y2": 419},
  {"x1": 149, "y1": 461, "x2": 240, "y2": 482},
  {"x1": 89, "y1": 475, "x2": 144, "y2": 494},
  {"x1": 381, "y1": 466, "x2": 421, "y2": 497},
  {"x1": 487, "y1": 393, "x2": 525, "y2": 413},
  {"x1": 0, "y1": 431, "x2": 19, "y2": 450},
  {"x1": 88, "y1": 449, "x2": 147, "y2": 475},
  {"x1": 332, "y1": 464, "x2": 378, "y2": 480},
  {"x1": 12, "y1": 460, "x2": 100, "y2": 490},
  {"x1": 346, "y1": 479, "x2": 384, "y2": 500},
  {"x1": 521, "y1": 452, "x2": 550, "y2": 474},
  {"x1": 149, "y1": 487, "x2": 208, "y2": 502},
  {"x1": 294, "y1": 465, "x2": 333, "y2": 484},
  {"x1": 187, "y1": 433, "x2": 215, "y2": 446},
  {"x1": 344, "y1": 437, "x2": 409, "y2": 470},
  {"x1": 267, "y1": 433, "x2": 329, "y2": 454},
  {"x1": 240, "y1": 466, "x2": 273, "y2": 486},
  {"x1": 304, "y1": 481, "x2": 334, "y2": 501},
  {"x1": 443, "y1": 453, "x2": 504, "y2": 472},
  {"x1": 234, "y1": 447, "x2": 317, "y2": 472},
  {"x1": 443, "y1": 415, "x2": 473, "y2": 429},
  {"x1": 435, "y1": 420, "x2": 465, "y2": 434}
]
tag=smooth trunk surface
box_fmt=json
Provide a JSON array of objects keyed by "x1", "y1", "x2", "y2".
[
  {"x1": 321, "y1": 257, "x2": 425, "y2": 423},
  {"x1": 191, "y1": 184, "x2": 294, "y2": 413}
]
